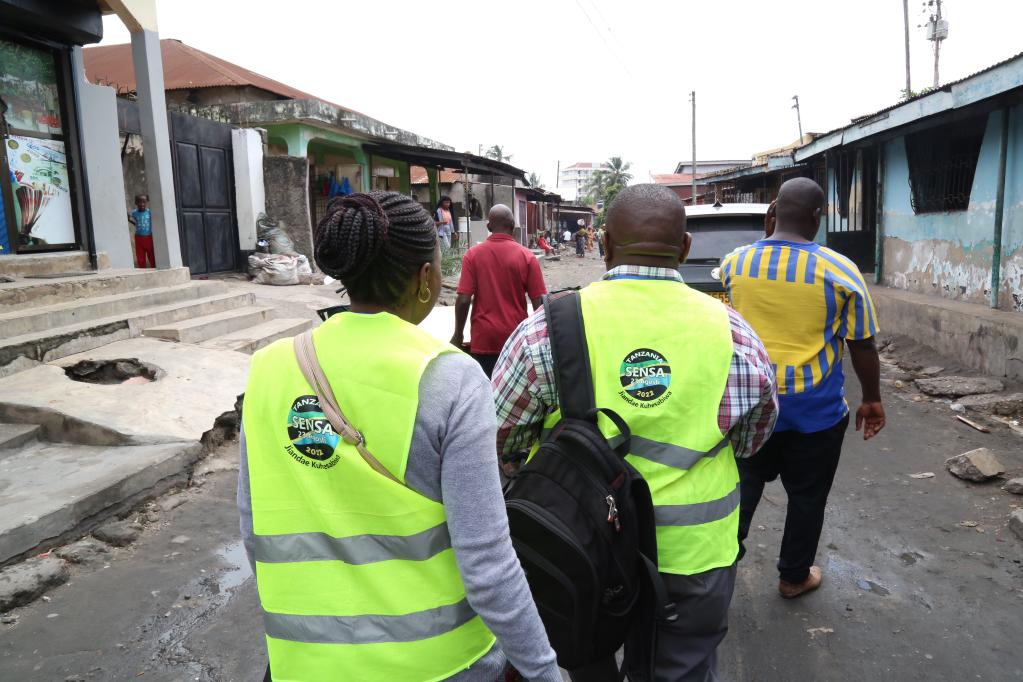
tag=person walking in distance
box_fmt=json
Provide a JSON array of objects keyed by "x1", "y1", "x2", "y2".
[
  {"x1": 494, "y1": 184, "x2": 778, "y2": 681},
  {"x1": 722, "y1": 177, "x2": 885, "y2": 599},
  {"x1": 451, "y1": 204, "x2": 547, "y2": 377},
  {"x1": 574, "y1": 219, "x2": 587, "y2": 258},
  {"x1": 129, "y1": 194, "x2": 155, "y2": 268},
  {"x1": 239, "y1": 192, "x2": 560, "y2": 682},
  {"x1": 435, "y1": 195, "x2": 455, "y2": 250}
]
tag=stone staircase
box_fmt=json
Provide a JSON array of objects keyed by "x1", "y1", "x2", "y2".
[{"x1": 0, "y1": 260, "x2": 310, "y2": 377}]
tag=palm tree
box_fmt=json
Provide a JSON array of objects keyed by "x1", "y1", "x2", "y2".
[
  {"x1": 527, "y1": 172, "x2": 544, "y2": 188},
  {"x1": 604, "y1": 156, "x2": 633, "y2": 187},
  {"x1": 485, "y1": 145, "x2": 513, "y2": 162}
]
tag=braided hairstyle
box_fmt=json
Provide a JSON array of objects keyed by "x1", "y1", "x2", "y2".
[{"x1": 314, "y1": 191, "x2": 439, "y2": 305}]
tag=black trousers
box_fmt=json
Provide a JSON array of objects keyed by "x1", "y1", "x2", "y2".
[
  {"x1": 568, "y1": 564, "x2": 736, "y2": 682},
  {"x1": 470, "y1": 352, "x2": 499, "y2": 378},
  {"x1": 737, "y1": 415, "x2": 848, "y2": 584}
]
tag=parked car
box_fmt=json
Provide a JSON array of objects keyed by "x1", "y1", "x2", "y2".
[{"x1": 680, "y1": 202, "x2": 770, "y2": 304}]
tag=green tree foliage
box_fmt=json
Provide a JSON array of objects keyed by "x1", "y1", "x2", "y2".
[
  {"x1": 484, "y1": 145, "x2": 513, "y2": 162},
  {"x1": 585, "y1": 156, "x2": 632, "y2": 227},
  {"x1": 527, "y1": 172, "x2": 544, "y2": 188}
]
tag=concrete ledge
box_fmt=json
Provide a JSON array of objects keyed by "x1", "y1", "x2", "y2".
[
  {"x1": 0, "y1": 251, "x2": 109, "y2": 277},
  {"x1": 0, "y1": 267, "x2": 190, "y2": 310},
  {"x1": 0, "y1": 440, "x2": 202, "y2": 565},
  {"x1": 869, "y1": 285, "x2": 1023, "y2": 379}
]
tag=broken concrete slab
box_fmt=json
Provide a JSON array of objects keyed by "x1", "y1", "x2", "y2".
[
  {"x1": 918, "y1": 366, "x2": 945, "y2": 377},
  {"x1": 55, "y1": 538, "x2": 110, "y2": 564},
  {"x1": 917, "y1": 376, "x2": 1006, "y2": 397},
  {"x1": 1002, "y1": 478, "x2": 1023, "y2": 495},
  {"x1": 92, "y1": 521, "x2": 140, "y2": 548},
  {"x1": 0, "y1": 440, "x2": 202, "y2": 565},
  {"x1": 956, "y1": 392, "x2": 1023, "y2": 416},
  {"x1": 0, "y1": 337, "x2": 249, "y2": 445},
  {"x1": 0, "y1": 556, "x2": 69, "y2": 611},
  {"x1": 944, "y1": 448, "x2": 1005, "y2": 482},
  {"x1": 1010, "y1": 510, "x2": 1023, "y2": 542},
  {"x1": 158, "y1": 495, "x2": 185, "y2": 512},
  {"x1": 915, "y1": 376, "x2": 1005, "y2": 398}
]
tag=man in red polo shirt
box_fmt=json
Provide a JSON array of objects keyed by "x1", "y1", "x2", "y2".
[{"x1": 451, "y1": 204, "x2": 547, "y2": 377}]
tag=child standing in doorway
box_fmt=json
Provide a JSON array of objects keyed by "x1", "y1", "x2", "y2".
[{"x1": 129, "y1": 194, "x2": 155, "y2": 268}]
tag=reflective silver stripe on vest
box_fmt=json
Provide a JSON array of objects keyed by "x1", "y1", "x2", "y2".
[
  {"x1": 253, "y1": 523, "x2": 451, "y2": 565},
  {"x1": 609, "y1": 434, "x2": 730, "y2": 471},
  {"x1": 654, "y1": 483, "x2": 740, "y2": 527},
  {"x1": 263, "y1": 597, "x2": 477, "y2": 644}
]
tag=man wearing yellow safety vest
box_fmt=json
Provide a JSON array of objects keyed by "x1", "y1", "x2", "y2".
[
  {"x1": 493, "y1": 184, "x2": 779, "y2": 681},
  {"x1": 239, "y1": 192, "x2": 560, "y2": 681}
]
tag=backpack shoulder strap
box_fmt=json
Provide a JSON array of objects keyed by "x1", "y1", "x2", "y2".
[{"x1": 544, "y1": 291, "x2": 594, "y2": 420}]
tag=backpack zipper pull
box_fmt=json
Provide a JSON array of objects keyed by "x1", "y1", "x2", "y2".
[{"x1": 606, "y1": 495, "x2": 621, "y2": 532}]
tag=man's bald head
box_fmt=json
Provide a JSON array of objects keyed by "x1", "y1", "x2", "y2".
[
  {"x1": 774, "y1": 178, "x2": 825, "y2": 240},
  {"x1": 604, "y1": 183, "x2": 689, "y2": 267},
  {"x1": 487, "y1": 204, "x2": 515, "y2": 233}
]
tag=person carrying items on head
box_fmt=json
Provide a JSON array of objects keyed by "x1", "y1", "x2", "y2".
[
  {"x1": 238, "y1": 191, "x2": 560, "y2": 682},
  {"x1": 574, "y1": 219, "x2": 587, "y2": 258},
  {"x1": 493, "y1": 184, "x2": 778, "y2": 681},
  {"x1": 722, "y1": 178, "x2": 885, "y2": 600}
]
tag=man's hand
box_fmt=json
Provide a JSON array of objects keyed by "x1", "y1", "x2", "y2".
[
  {"x1": 449, "y1": 333, "x2": 464, "y2": 349},
  {"x1": 855, "y1": 401, "x2": 886, "y2": 440}
]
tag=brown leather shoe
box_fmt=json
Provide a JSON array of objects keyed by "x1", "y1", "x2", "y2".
[{"x1": 779, "y1": 566, "x2": 823, "y2": 599}]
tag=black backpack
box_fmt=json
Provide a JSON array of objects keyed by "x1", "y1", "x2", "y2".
[{"x1": 504, "y1": 291, "x2": 677, "y2": 680}]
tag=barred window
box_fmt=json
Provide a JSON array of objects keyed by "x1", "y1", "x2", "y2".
[{"x1": 905, "y1": 116, "x2": 986, "y2": 214}]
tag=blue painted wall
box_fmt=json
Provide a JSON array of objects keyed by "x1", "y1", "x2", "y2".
[{"x1": 879, "y1": 107, "x2": 1023, "y2": 311}]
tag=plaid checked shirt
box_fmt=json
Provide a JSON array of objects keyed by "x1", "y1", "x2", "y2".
[{"x1": 493, "y1": 265, "x2": 778, "y2": 459}]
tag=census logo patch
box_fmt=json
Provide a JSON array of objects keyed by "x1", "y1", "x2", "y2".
[
  {"x1": 619, "y1": 349, "x2": 672, "y2": 408},
  {"x1": 285, "y1": 395, "x2": 341, "y2": 469}
]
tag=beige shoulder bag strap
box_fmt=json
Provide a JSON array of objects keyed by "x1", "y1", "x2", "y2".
[{"x1": 292, "y1": 331, "x2": 405, "y2": 486}]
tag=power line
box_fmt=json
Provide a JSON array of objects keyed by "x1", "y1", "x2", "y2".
[{"x1": 573, "y1": 0, "x2": 631, "y2": 75}]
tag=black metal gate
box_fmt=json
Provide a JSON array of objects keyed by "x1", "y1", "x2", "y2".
[
  {"x1": 826, "y1": 148, "x2": 877, "y2": 274},
  {"x1": 169, "y1": 111, "x2": 237, "y2": 275}
]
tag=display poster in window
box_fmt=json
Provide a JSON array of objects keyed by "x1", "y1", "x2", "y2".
[
  {"x1": 5, "y1": 135, "x2": 74, "y2": 248},
  {"x1": 0, "y1": 39, "x2": 63, "y2": 135}
]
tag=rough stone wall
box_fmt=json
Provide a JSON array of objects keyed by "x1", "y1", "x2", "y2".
[
  {"x1": 120, "y1": 134, "x2": 147, "y2": 212},
  {"x1": 263, "y1": 155, "x2": 314, "y2": 264}
]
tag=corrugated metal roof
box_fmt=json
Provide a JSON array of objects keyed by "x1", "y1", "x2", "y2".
[
  {"x1": 83, "y1": 39, "x2": 324, "y2": 102},
  {"x1": 796, "y1": 50, "x2": 1023, "y2": 160},
  {"x1": 409, "y1": 168, "x2": 464, "y2": 185}
]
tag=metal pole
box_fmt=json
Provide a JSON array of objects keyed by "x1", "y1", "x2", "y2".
[
  {"x1": 556, "y1": 160, "x2": 560, "y2": 188},
  {"x1": 690, "y1": 91, "x2": 697, "y2": 205},
  {"x1": 903, "y1": 0, "x2": 912, "y2": 95},
  {"x1": 990, "y1": 108, "x2": 1010, "y2": 309},
  {"x1": 933, "y1": 0, "x2": 942, "y2": 88},
  {"x1": 792, "y1": 95, "x2": 803, "y2": 141}
]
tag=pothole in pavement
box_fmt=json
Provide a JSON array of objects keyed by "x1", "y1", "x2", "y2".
[{"x1": 64, "y1": 358, "x2": 164, "y2": 385}]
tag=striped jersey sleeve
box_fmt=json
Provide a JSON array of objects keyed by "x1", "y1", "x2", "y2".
[{"x1": 819, "y1": 247, "x2": 879, "y2": 340}]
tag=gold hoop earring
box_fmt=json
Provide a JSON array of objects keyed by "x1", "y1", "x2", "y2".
[{"x1": 417, "y1": 286, "x2": 431, "y2": 304}]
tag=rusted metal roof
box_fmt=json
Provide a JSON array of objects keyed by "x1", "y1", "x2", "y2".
[
  {"x1": 82, "y1": 39, "x2": 323, "y2": 101},
  {"x1": 409, "y1": 168, "x2": 464, "y2": 185}
]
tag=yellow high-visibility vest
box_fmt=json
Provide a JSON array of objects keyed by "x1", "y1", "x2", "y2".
[
  {"x1": 532, "y1": 278, "x2": 739, "y2": 575},
  {"x1": 244, "y1": 312, "x2": 495, "y2": 681}
]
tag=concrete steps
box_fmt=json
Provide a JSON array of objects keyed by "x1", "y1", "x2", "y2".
[
  {"x1": 0, "y1": 267, "x2": 191, "y2": 310},
  {"x1": 0, "y1": 251, "x2": 109, "y2": 278},
  {"x1": 0, "y1": 423, "x2": 40, "y2": 450},
  {"x1": 201, "y1": 317, "x2": 312, "y2": 354},
  {"x1": 0, "y1": 281, "x2": 228, "y2": 340},
  {"x1": 0, "y1": 291, "x2": 255, "y2": 377},
  {"x1": 143, "y1": 305, "x2": 275, "y2": 344}
]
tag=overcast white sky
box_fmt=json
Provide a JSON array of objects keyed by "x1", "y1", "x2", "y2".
[{"x1": 100, "y1": 0, "x2": 1023, "y2": 189}]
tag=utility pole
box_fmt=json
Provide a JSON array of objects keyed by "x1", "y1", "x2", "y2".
[
  {"x1": 690, "y1": 91, "x2": 697, "y2": 206},
  {"x1": 556, "y1": 160, "x2": 560, "y2": 188},
  {"x1": 902, "y1": 0, "x2": 912, "y2": 95},
  {"x1": 792, "y1": 95, "x2": 804, "y2": 142},
  {"x1": 927, "y1": 0, "x2": 948, "y2": 88}
]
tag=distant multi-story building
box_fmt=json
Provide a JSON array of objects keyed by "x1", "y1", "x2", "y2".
[{"x1": 558, "y1": 161, "x2": 607, "y2": 201}]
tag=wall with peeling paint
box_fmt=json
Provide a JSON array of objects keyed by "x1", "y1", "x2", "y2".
[{"x1": 880, "y1": 107, "x2": 1023, "y2": 312}]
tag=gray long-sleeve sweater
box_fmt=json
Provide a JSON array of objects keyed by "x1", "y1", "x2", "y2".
[{"x1": 237, "y1": 352, "x2": 561, "y2": 682}]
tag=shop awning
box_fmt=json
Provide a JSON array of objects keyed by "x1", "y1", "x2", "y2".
[{"x1": 362, "y1": 142, "x2": 527, "y2": 180}]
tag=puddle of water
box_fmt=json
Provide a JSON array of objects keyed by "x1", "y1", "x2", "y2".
[
  {"x1": 857, "y1": 579, "x2": 891, "y2": 596},
  {"x1": 215, "y1": 540, "x2": 253, "y2": 591}
]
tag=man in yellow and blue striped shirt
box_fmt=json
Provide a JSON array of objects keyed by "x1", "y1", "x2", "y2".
[{"x1": 722, "y1": 178, "x2": 886, "y2": 599}]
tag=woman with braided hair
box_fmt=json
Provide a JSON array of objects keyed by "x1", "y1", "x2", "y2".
[{"x1": 239, "y1": 191, "x2": 560, "y2": 682}]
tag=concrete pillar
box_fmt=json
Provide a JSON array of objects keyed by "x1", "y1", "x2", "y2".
[
  {"x1": 427, "y1": 167, "x2": 440, "y2": 207},
  {"x1": 352, "y1": 148, "x2": 370, "y2": 191},
  {"x1": 131, "y1": 29, "x2": 182, "y2": 269},
  {"x1": 70, "y1": 47, "x2": 133, "y2": 268},
  {"x1": 231, "y1": 128, "x2": 265, "y2": 253}
]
